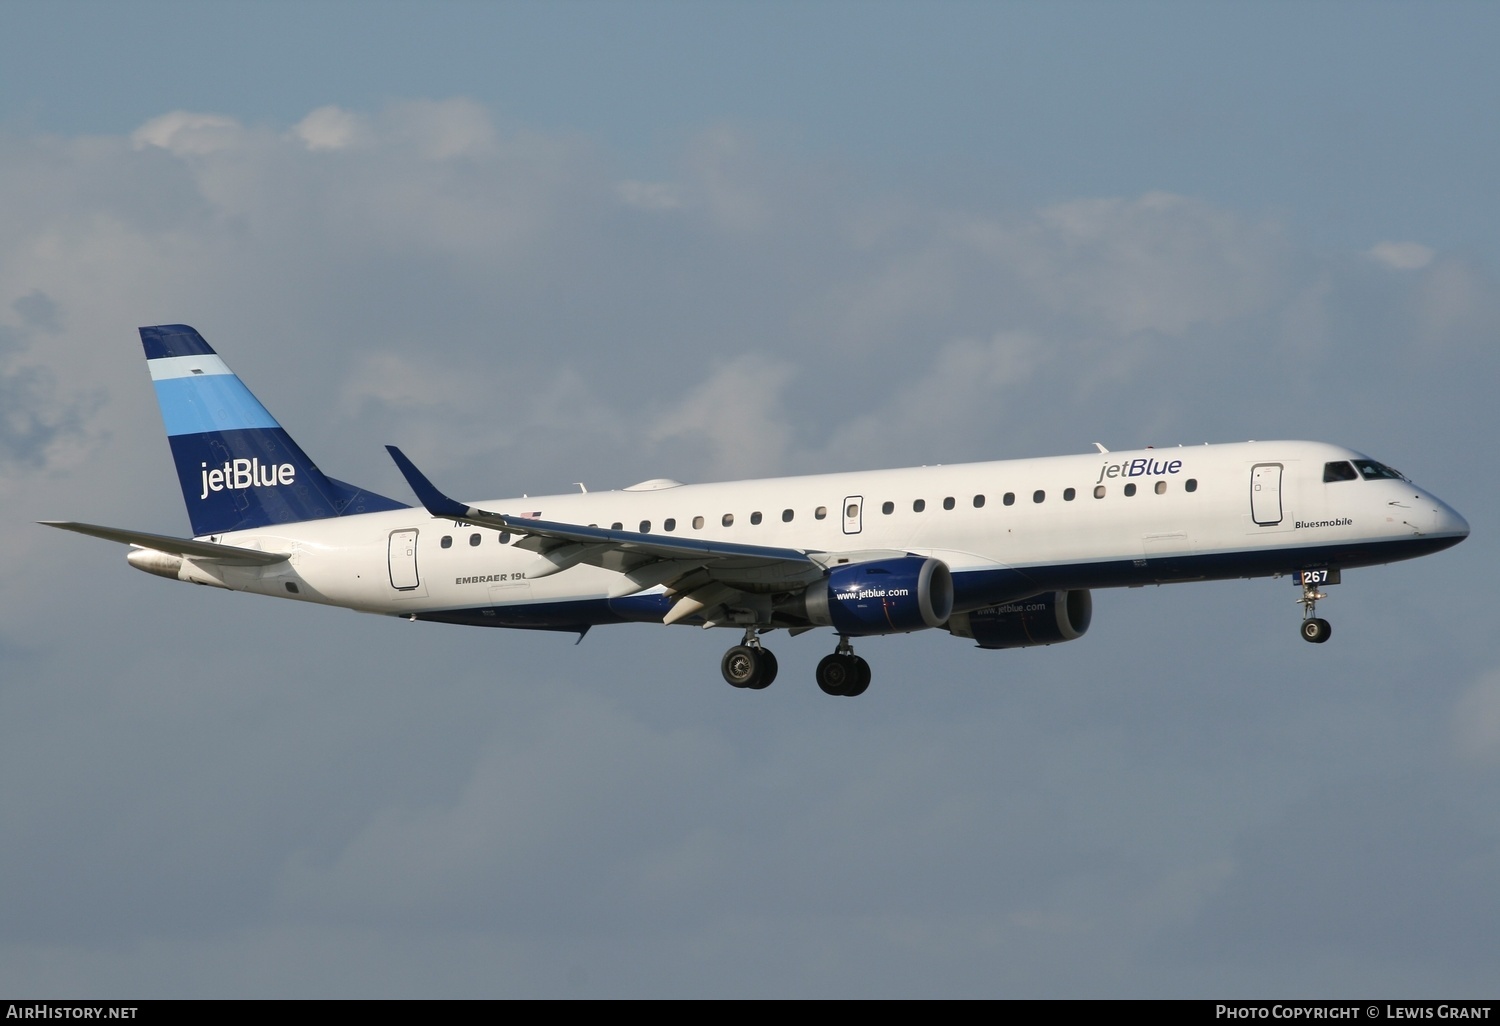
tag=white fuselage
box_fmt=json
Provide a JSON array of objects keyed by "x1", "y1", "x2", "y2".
[{"x1": 178, "y1": 440, "x2": 1467, "y2": 633}]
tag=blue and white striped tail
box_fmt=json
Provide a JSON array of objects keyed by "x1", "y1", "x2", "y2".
[{"x1": 142, "y1": 325, "x2": 407, "y2": 537}]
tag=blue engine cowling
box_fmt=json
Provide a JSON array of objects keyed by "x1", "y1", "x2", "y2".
[
  {"x1": 945, "y1": 590, "x2": 1092, "y2": 649},
  {"x1": 801, "y1": 556, "x2": 954, "y2": 636}
]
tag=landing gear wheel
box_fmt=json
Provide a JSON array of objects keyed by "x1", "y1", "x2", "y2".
[
  {"x1": 748, "y1": 649, "x2": 777, "y2": 690},
  {"x1": 816, "y1": 653, "x2": 855, "y2": 696},
  {"x1": 721, "y1": 645, "x2": 765, "y2": 688},
  {"x1": 845, "y1": 656, "x2": 871, "y2": 696},
  {"x1": 815, "y1": 653, "x2": 869, "y2": 696},
  {"x1": 1296, "y1": 573, "x2": 1334, "y2": 645},
  {"x1": 1300, "y1": 618, "x2": 1332, "y2": 644}
]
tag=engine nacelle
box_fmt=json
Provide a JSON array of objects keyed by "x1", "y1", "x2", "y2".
[
  {"x1": 126, "y1": 547, "x2": 183, "y2": 580},
  {"x1": 946, "y1": 590, "x2": 1092, "y2": 649},
  {"x1": 799, "y1": 556, "x2": 954, "y2": 636}
]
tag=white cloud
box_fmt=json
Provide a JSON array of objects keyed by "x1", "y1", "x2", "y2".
[
  {"x1": 1367, "y1": 240, "x2": 1435, "y2": 271},
  {"x1": 130, "y1": 111, "x2": 246, "y2": 156},
  {"x1": 810, "y1": 330, "x2": 1043, "y2": 468},
  {"x1": 647, "y1": 355, "x2": 795, "y2": 479},
  {"x1": 998, "y1": 192, "x2": 1288, "y2": 336},
  {"x1": 684, "y1": 126, "x2": 772, "y2": 234},
  {"x1": 293, "y1": 106, "x2": 370, "y2": 152},
  {"x1": 381, "y1": 98, "x2": 499, "y2": 161}
]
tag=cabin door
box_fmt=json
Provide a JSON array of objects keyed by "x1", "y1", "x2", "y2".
[
  {"x1": 1250, "y1": 464, "x2": 1284, "y2": 526},
  {"x1": 388, "y1": 529, "x2": 420, "y2": 589}
]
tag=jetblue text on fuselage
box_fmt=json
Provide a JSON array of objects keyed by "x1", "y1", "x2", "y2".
[
  {"x1": 1096, "y1": 457, "x2": 1183, "y2": 484},
  {"x1": 199, "y1": 459, "x2": 296, "y2": 499}
]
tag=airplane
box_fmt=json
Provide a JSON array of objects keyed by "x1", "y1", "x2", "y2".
[{"x1": 45, "y1": 325, "x2": 1470, "y2": 697}]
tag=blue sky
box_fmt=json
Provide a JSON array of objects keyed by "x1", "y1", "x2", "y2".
[{"x1": 1, "y1": 1, "x2": 1497, "y2": 998}]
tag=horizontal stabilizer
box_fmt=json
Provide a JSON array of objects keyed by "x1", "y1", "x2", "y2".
[{"x1": 39, "y1": 521, "x2": 291, "y2": 566}]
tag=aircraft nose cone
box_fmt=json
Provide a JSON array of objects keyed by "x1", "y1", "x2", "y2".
[
  {"x1": 1431, "y1": 498, "x2": 1469, "y2": 540},
  {"x1": 1445, "y1": 505, "x2": 1470, "y2": 539}
]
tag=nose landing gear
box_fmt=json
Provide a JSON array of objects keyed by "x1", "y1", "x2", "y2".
[{"x1": 1297, "y1": 571, "x2": 1333, "y2": 644}]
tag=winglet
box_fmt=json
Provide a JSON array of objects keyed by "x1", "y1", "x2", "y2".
[{"x1": 385, "y1": 445, "x2": 474, "y2": 521}]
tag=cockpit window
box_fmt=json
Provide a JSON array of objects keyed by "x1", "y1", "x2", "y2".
[
  {"x1": 1323, "y1": 461, "x2": 1359, "y2": 483},
  {"x1": 1352, "y1": 459, "x2": 1406, "y2": 482}
]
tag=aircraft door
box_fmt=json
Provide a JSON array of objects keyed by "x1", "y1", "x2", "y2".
[
  {"x1": 388, "y1": 529, "x2": 419, "y2": 589},
  {"x1": 1250, "y1": 464, "x2": 1284, "y2": 526},
  {"x1": 842, "y1": 495, "x2": 863, "y2": 535}
]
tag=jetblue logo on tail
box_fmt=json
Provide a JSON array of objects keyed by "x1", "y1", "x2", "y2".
[{"x1": 200, "y1": 459, "x2": 297, "y2": 499}]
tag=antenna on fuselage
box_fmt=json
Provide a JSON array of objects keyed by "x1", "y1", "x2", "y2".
[{"x1": 1093, "y1": 442, "x2": 1109, "y2": 453}]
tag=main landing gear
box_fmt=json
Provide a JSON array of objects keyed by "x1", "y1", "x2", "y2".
[
  {"x1": 816, "y1": 637, "x2": 870, "y2": 697},
  {"x1": 720, "y1": 630, "x2": 777, "y2": 690},
  {"x1": 717, "y1": 632, "x2": 871, "y2": 696},
  {"x1": 1298, "y1": 576, "x2": 1332, "y2": 644}
]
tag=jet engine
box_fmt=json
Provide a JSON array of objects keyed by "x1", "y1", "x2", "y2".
[
  {"x1": 946, "y1": 590, "x2": 1092, "y2": 649},
  {"x1": 793, "y1": 556, "x2": 954, "y2": 636}
]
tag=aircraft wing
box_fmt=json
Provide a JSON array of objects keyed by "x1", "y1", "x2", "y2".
[
  {"x1": 40, "y1": 521, "x2": 292, "y2": 565},
  {"x1": 384, "y1": 446, "x2": 827, "y2": 598}
]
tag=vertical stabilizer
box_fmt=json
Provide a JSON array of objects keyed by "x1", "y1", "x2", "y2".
[{"x1": 141, "y1": 324, "x2": 406, "y2": 536}]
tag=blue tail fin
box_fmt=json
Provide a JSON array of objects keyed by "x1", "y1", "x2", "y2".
[{"x1": 141, "y1": 324, "x2": 408, "y2": 536}]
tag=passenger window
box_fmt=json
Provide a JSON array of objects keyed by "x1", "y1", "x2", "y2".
[
  {"x1": 943, "y1": 496, "x2": 955, "y2": 510},
  {"x1": 750, "y1": 511, "x2": 763, "y2": 525},
  {"x1": 611, "y1": 522, "x2": 623, "y2": 531},
  {"x1": 441, "y1": 535, "x2": 453, "y2": 548},
  {"x1": 1185, "y1": 479, "x2": 1198, "y2": 492},
  {"x1": 881, "y1": 501, "x2": 894, "y2": 515},
  {"x1": 846, "y1": 504, "x2": 858, "y2": 519},
  {"x1": 1094, "y1": 485, "x2": 1105, "y2": 499},
  {"x1": 469, "y1": 533, "x2": 481, "y2": 546},
  {"x1": 693, "y1": 516, "x2": 704, "y2": 529},
  {"x1": 1064, "y1": 488, "x2": 1076, "y2": 501},
  {"x1": 1324, "y1": 461, "x2": 1359, "y2": 483},
  {"x1": 815, "y1": 506, "x2": 828, "y2": 520},
  {"x1": 723, "y1": 513, "x2": 734, "y2": 527},
  {"x1": 640, "y1": 520, "x2": 651, "y2": 533},
  {"x1": 913, "y1": 499, "x2": 925, "y2": 513},
  {"x1": 498, "y1": 531, "x2": 512, "y2": 544},
  {"x1": 782, "y1": 509, "x2": 794, "y2": 522},
  {"x1": 664, "y1": 518, "x2": 676, "y2": 532},
  {"x1": 1033, "y1": 490, "x2": 1045, "y2": 503},
  {"x1": 1003, "y1": 492, "x2": 1015, "y2": 506},
  {"x1": 1154, "y1": 480, "x2": 1166, "y2": 494},
  {"x1": 973, "y1": 494, "x2": 986, "y2": 508},
  {"x1": 1124, "y1": 483, "x2": 1136, "y2": 497}
]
